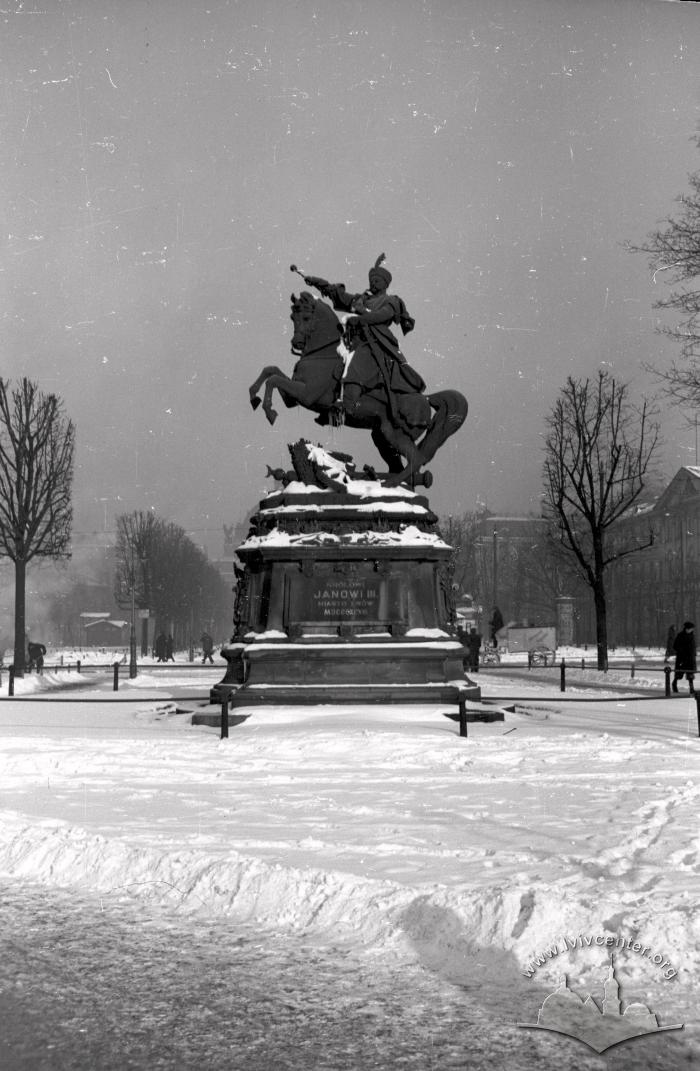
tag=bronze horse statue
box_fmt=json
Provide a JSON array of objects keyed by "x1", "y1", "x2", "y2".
[{"x1": 249, "y1": 292, "x2": 468, "y2": 488}]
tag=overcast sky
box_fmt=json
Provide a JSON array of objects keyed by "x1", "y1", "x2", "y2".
[{"x1": 2, "y1": 0, "x2": 699, "y2": 558}]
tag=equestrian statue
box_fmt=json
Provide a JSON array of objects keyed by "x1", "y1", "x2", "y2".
[{"x1": 249, "y1": 254, "x2": 468, "y2": 488}]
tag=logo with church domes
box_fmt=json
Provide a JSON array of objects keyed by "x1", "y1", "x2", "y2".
[{"x1": 518, "y1": 955, "x2": 683, "y2": 1053}]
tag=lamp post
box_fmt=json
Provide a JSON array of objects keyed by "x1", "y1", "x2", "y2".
[
  {"x1": 128, "y1": 547, "x2": 147, "y2": 680},
  {"x1": 129, "y1": 544, "x2": 138, "y2": 679}
]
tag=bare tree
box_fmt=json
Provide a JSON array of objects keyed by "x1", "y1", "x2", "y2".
[
  {"x1": 543, "y1": 371, "x2": 659, "y2": 669},
  {"x1": 631, "y1": 148, "x2": 700, "y2": 404},
  {"x1": 0, "y1": 378, "x2": 75, "y2": 675}
]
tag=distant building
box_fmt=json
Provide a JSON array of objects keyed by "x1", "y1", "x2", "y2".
[
  {"x1": 81, "y1": 614, "x2": 129, "y2": 647},
  {"x1": 606, "y1": 467, "x2": 700, "y2": 647}
]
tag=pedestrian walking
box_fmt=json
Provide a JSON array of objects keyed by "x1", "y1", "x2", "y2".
[
  {"x1": 672, "y1": 621, "x2": 696, "y2": 694},
  {"x1": 166, "y1": 634, "x2": 175, "y2": 662},
  {"x1": 155, "y1": 632, "x2": 167, "y2": 663},
  {"x1": 201, "y1": 632, "x2": 214, "y2": 665}
]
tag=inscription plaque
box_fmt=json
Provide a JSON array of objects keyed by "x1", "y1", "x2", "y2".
[{"x1": 286, "y1": 570, "x2": 404, "y2": 628}]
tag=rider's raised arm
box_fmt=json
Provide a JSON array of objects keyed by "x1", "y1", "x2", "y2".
[
  {"x1": 302, "y1": 275, "x2": 357, "y2": 312},
  {"x1": 321, "y1": 283, "x2": 357, "y2": 312}
]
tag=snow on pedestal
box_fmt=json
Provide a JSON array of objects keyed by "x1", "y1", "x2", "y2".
[{"x1": 210, "y1": 444, "x2": 480, "y2": 710}]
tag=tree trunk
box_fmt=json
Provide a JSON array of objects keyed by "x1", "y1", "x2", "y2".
[
  {"x1": 13, "y1": 558, "x2": 26, "y2": 677},
  {"x1": 592, "y1": 578, "x2": 608, "y2": 672}
]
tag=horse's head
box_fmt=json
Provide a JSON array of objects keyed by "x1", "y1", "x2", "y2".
[{"x1": 290, "y1": 292, "x2": 342, "y2": 357}]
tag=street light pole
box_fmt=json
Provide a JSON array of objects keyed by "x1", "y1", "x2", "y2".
[{"x1": 129, "y1": 544, "x2": 137, "y2": 679}]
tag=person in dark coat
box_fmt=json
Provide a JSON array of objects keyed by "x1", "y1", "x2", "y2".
[
  {"x1": 672, "y1": 621, "x2": 696, "y2": 694},
  {"x1": 165, "y1": 634, "x2": 175, "y2": 662},
  {"x1": 154, "y1": 632, "x2": 167, "y2": 663},
  {"x1": 201, "y1": 632, "x2": 214, "y2": 665},
  {"x1": 466, "y1": 628, "x2": 482, "y2": 673},
  {"x1": 27, "y1": 641, "x2": 46, "y2": 672}
]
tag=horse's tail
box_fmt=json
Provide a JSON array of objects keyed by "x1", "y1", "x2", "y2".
[{"x1": 418, "y1": 390, "x2": 468, "y2": 463}]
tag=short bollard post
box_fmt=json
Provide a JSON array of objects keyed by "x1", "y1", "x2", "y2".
[
  {"x1": 458, "y1": 693, "x2": 468, "y2": 738},
  {"x1": 560, "y1": 658, "x2": 566, "y2": 693},
  {"x1": 8, "y1": 665, "x2": 14, "y2": 697},
  {"x1": 581, "y1": 658, "x2": 585, "y2": 671},
  {"x1": 221, "y1": 697, "x2": 229, "y2": 739},
  {"x1": 631, "y1": 663, "x2": 635, "y2": 679},
  {"x1": 664, "y1": 665, "x2": 671, "y2": 698},
  {"x1": 696, "y1": 693, "x2": 700, "y2": 737},
  {"x1": 527, "y1": 651, "x2": 532, "y2": 670},
  {"x1": 77, "y1": 660, "x2": 81, "y2": 674},
  {"x1": 113, "y1": 662, "x2": 119, "y2": 691}
]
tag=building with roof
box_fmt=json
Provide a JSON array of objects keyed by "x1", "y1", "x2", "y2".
[
  {"x1": 80, "y1": 613, "x2": 130, "y2": 647},
  {"x1": 605, "y1": 466, "x2": 700, "y2": 647}
]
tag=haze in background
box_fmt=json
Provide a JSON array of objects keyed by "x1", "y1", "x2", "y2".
[{"x1": 1, "y1": 0, "x2": 699, "y2": 566}]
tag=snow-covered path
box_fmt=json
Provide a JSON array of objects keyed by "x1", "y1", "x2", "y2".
[{"x1": 0, "y1": 663, "x2": 698, "y2": 1068}]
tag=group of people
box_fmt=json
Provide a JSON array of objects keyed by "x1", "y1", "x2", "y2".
[
  {"x1": 665, "y1": 621, "x2": 696, "y2": 695},
  {"x1": 154, "y1": 632, "x2": 176, "y2": 662},
  {"x1": 153, "y1": 632, "x2": 216, "y2": 664}
]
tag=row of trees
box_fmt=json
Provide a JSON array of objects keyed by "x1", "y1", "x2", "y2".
[{"x1": 113, "y1": 511, "x2": 230, "y2": 649}]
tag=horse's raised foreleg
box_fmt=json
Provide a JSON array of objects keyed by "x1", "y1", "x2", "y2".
[
  {"x1": 249, "y1": 366, "x2": 287, "y2": 411},
  {"x1": 262, "y1": 374, "x2": 320, "y2": 426}
]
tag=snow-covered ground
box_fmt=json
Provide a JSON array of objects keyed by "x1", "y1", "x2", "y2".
[{"x1": 0, "y1": 651, "x2": 698, "y2": 1068}]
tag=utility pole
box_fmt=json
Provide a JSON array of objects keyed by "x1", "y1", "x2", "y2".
[{"x1": 129, "y1": 543, "x2": 137, "y2": 679}]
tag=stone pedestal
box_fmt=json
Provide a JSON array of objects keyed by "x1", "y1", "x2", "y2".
[{"x1": 212, "y1": 448, "x2": 479, "y2": 708}]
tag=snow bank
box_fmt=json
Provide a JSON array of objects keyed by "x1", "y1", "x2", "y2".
[{"x1": 0, "y1": 673, "x2": 698, "y2": 1007}]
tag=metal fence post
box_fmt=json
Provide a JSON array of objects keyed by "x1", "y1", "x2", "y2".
[
  {"x1": 8, "y1": 665, "x2": 14, "y2": 697},
  {"x1": 664, "y1": 665, "x2": 671, "y2": 698},
  {"x1": 560, "y1": 658, "x2": 566, "y2": 693},
  {"x1": 220, "y1": 697, "x2": 229, "y2": 739},
  {"x1": 113, "y1": 662, "x2": 119, "y2": 691},
  {"x1": 459, "y1": 692, "x2": 468, "y2": 738}
]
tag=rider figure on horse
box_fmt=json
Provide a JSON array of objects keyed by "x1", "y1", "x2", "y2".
[{"x1": 303, "y1": 254, "x2": 428, "y2": 430}]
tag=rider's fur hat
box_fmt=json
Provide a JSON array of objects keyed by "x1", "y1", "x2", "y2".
[{"x1": 369, "y1": 252, "x2": 392, "y2": 287}]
